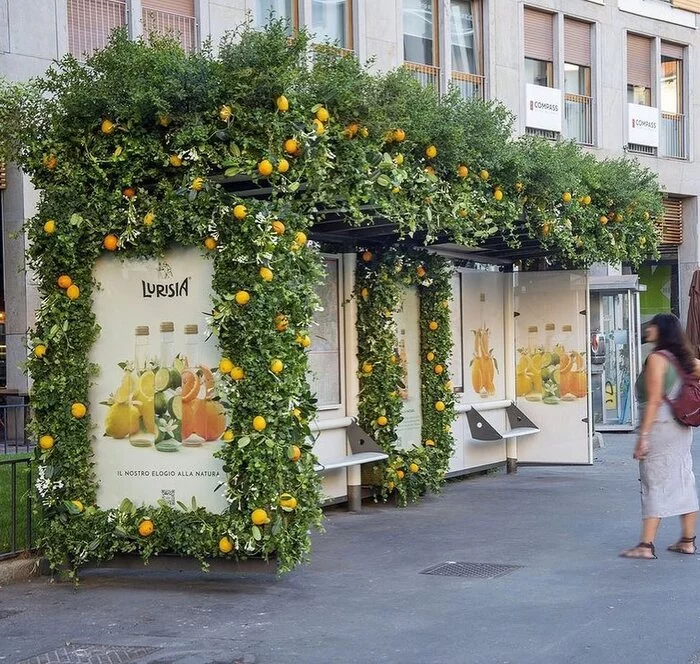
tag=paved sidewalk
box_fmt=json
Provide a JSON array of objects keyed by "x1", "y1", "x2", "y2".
[{"x1": 3, "y1": 433, "x2": 700, "y2": 664}]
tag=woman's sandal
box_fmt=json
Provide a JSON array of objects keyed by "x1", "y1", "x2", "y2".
[
  {"x1": 667, "y1": 536, "x2": 697, "y2": 555},
  {"x1": 620, "y1": 542, "x2": 657, "y2": 559}
]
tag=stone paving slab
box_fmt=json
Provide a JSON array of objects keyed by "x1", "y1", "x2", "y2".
[{"x1": 2, "y1": 433, "x2": 700, "y2": 663}]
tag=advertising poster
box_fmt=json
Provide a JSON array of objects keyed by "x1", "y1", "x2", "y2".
[
  {"x1": 394, "y1": 287, "x2": 423, "y2": 451},
  {"x1": 460, "y1": 270, "x2": 506, "y2": 403},
  {"x1": 89, "y1": 248, "x2": 228, "y2": 513},
  {"x1": 513, "y1": 271, "x2": 591, "y2": 464}
]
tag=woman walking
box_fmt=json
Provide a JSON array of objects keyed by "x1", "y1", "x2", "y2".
[{"x1": 621, "y1": 313, "x2": 700, "y2": 559}]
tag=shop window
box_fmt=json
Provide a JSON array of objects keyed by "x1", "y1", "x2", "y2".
[
  {"x1": 403, "y1": 0, "x2": 440, "y2": 92},
  {"x1": 307, "y1": 257, "x2": 342, "y2": 408},
  {"x1": 450, "y1": 0, "x2": 484, "y2": 99},
  {"x1": 312, "y1": 0, "x2": 353, "y2": 51}
]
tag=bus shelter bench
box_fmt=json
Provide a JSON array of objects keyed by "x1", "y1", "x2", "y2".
[
  {"x1": 314, "y1": 419, "x2": 387, "y2": 511},
  {"x1": 466, "y1": 402, "x2": 540, "y2": 442}
]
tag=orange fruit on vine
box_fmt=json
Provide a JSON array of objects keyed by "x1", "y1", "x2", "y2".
[
  {"x1": 71, "y1": 402, "x2": 87, "y2": 418},
  {"x1": 426, "y1": 351, "x2": 435, "y2": 362},
  {"x1": 39, "y1": 434, "x2": 54, "y2": 450},
  {"x1": 34, "y1": 344, "x2": 47, "y2": 359},
  {"x1": 434, "y1": 364, "x2": 444, "y2": 375},
  {"x1": 143, "y1": 211, "x2": 155, "y2": 226},
  {"x1": 294, "y1": 231, "x2": 307, "y2": 247},
  {"x1": 235, "y1": 290, "x2": 250, "y2": 305},
  {"x1": 562, "y1": 191, "x2": 572, "y2": 204},
  {"x1": 66, "y1": 284, "x2": 80, "y2": 300},
  {"x1": 274, "y1": 314, "x2": 289, "y2": 332},
  {"x1": 424, "y1": 166, "x2": 436, "y2": 176},
  {"x1": 219, "y1": 358, "x2": 234, "y2": 374},
  {"x1": 493, "y1": 189, "x2": 504, "y2": 201},
  {"x1": 122, "y1": 187, "x2": 136, "y2": 199},
  {"x1": 416, "y1": 265, "x2": 426, "y2": 278},
  {"x1": 233, "y1": 204, "x2": 247, "y2": 220},
  {"x1": 191, "y1": 177, "x2": 205, "y2": 191},
  {"x1": 71, "y1": 500, "x2": 84, "y2": 513},
  {"x1": 101, "y1": 119, "x2": 115, "y2": 135},
  {"x1": 315, "y1": 106, "x2": 329, "y2": 122},
  {"x1": 276, "y1": 95, "x2": 289, "y2": 112},
  {"x1": 279, "y1": 494, "x2": 297, "y2": 510},
  {"x1": 272, "y1": 220, "x2": 286, "y2": 235},
  {"x1": 229, "y1": 366, "x2": 245, "y2": 381},
  {"x1": 222, "y1": 430, "x2": 235, "y2": 442},
  {"x1": 258, "y1": 159, "x2": 273, "y2": 177},
  {"x1": 218, "y1": 536, "x2": 234, "y2": 553},
  {"x1": 435, "y1": 401, "x2": 446, "y2": 412},
  {"x1": 457, "y1": 165, "x2": 469, "y2": 178},
  {"x1": 409, "y1": 463, "x2": 419, "y2": 473},
  {"x1": 599, "y1": 215, "x2": 609, "y2": 225},
  {"x1": 394, "y1": 153, "x2": 404, "y2": 166},
  {"x1": 376, "y1": 415, "x2": 388, "y2": 427},
  {"x1": 169, "y1": 154, "x2": 183, "y2": 167},
  {"x1": 396, "y1": 470, "x2": 405, "y2": 480},
  {"x1": 218, "y1": 105, "x2": 232, "y2": 122},
  {"x1": 270, "y1": 359, "x2": 284, "y2": 374},
  {"x1": 277, "y1": 158, "x2": 290, "y2": 174},
  {"x1": 103, "y1": 234, "x2": 118, "y2": 251},
  {"x1": 479, "y1": 169, "x2": 489, "y2": 181},
  {"x1": 259, "y1": 266, "x2": 273, "y2": 282},
  {"x1": 393, "y1": 128, "x2": 406, "y2": 142},
  {"x1": 425, "y1": 439, "x2": 436, "y2": 447},
  {"x1": 428, "y1": 321, "x2": 439, "y2": 331},
  {"x1": 42, "y1": 154, "x2": 57, "y2": 170},
  {"x1": 290, "y1": 445, "x2": 301, "y2": 462},
  {"x1": 361, "y1": 250, "x2": 372, "y2": 262},
  {"x1": 313, "y1": 118, "x2": 325, "y2": 135},
  {"x1": 425, "y1": 145, "x2": 437, "y2": 159},
  {"x1": 44, "y1": 219, "x2": 56, "y2": 234},
  {"x1": 138, "y1": 519, "x2": 154, "y2": 537},
  {"x1": 251, "y1": 508, "x2": 270, "y2": 525},
  {"x1": 204, "y1": 237, "x2": 217, "y2": 250},
  {"x1": 284, "y1": 138, "x2": 300, "y2": 155},
  {"x1": 361, "y1": 362, "x2": 373, "y2": 375},
  {"x1": 57, "y1": 275, "x2": 72, "y2": 289},
  {"x1": 252, "y1": 415, "x2": 267, "y2": 432}
]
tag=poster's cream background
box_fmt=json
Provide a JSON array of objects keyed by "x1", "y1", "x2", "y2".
[{"x1": 89, "y1": 248, "x2": 228, "y2": 512}]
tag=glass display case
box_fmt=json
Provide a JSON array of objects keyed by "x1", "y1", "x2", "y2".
[{"x1": 589, "y1": 276, "x2": 643, "y2": 431}]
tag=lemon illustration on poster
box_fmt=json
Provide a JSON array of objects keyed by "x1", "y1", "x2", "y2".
[
  {"x1": 89, "y1": 248, "x2": 228, "y2": 513},
  {"x1": 394, "y1": 287, "x2": 423, "y2": 450}
]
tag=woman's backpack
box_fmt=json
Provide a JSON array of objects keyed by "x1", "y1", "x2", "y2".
[{"x1": 657, "y1": 350, "x2": 700, "y2": 427}]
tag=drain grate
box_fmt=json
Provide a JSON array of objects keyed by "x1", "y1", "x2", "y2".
[
  {"x1": 420, "y1": 561, "x2": 522, "y2": 579},
  {"x1": 18, "y1": 644, "x2": 160, "y2": 664}
]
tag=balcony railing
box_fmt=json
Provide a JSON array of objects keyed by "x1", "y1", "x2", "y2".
[
  {"x1": 627, "y1": 143, "x2": 657, "y2": 156},
  {"x1": 404, "y1": 62, "x2": 441, "y2": 94},
  {"x1": 564, "y1": 93, "x2": 594, "y2": 146},
  {"x1": 451, "y1": 71, "x2": 485, "y2": 100},
  {"x1": 67, "y1": 0, "x2": 127, "y2": 60},
  {"x1": 526, "y1": 127, "x2": 559, "y2": 141},
  {"x1": 142, "y1": 7, "x2": 197, "y2": 53},
  {"x1": 660, "y1": 112, "x2": 687, "y2": 160}
]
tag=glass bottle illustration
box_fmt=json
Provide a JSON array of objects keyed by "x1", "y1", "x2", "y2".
[
  {"x1": 541, "y1": 323, "x2": 560, "y2": 403},
  {"x1": 559, "y1": 324, "x2": 574, "y2": 398},
  {"x1": 153, "y1": 321, "x2": 182, "y2": 451},
  {"x1": 130, "y1": 325, "x2": 156, "y2": 447},
  {"x1": 518, "y1": 325, "x2": 542, "y2": 400}
]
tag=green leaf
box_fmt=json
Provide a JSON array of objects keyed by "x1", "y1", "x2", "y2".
[
  {"x1": 252, "y1": 525, "x2": 262, "y2": 541},
  {"x1": 224, "y1": 167, "x2": 239, "y2": 177}
]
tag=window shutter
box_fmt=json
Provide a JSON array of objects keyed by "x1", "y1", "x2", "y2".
[
  {"x1": 524, "y1": 8, "x2": 553, "y2": 62},
  {"x1": 142, "y1": 0, "x2": 194, "y2": 15},
  {"x1": 67, "y1": 0, "x2": 127, "y2": 59},
  {"x1": 671, "y1": 0, "x2": 700, "y2": 12},
  {"x1": 659, "y1": 198, "x2": 683, "y2": 245},
  {"x1": 661, "y1": 41, "x2": 684, "y2": 60},
  {"x1": 627, "y1": 34, "x2": 652, "y2": 88},
  {"x1": 564, "y1": 18, "x2": 591, "y2": 66},
  {"x1": 0, "y1": 163, "x2": 6, "y2": 191}
]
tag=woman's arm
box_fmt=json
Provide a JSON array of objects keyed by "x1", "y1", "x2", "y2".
[
  {"x1": 635, "y1": 353, "x2": 667, "y2": 460},
  {"x1": 694, "y1": 359, "x2": 700, "y2": 378}
]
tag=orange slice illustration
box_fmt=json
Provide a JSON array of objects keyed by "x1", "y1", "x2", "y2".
[{"x1": 181, "y1": 370, "x2": 200, "y2": 403}]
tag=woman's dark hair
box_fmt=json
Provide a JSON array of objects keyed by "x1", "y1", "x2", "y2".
[{"x1": 650, "y1": 313, "x2": 696, "y2": 375}]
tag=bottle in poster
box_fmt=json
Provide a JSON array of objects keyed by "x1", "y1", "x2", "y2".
[
  {"x1": 541, "y1": 323, "x2": 560, "y2": 404},
  {"x1": 130, "y1": 325, "x2": 157, "y2": 447},
  {"x1": 153, "y1": 321, "x2": 183, "y2": 452}
]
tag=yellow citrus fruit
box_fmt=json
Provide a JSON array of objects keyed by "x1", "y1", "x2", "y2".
[
  {"x1": 191, "y1": 177, "x2": 205, "y2": 191},
  {"x1": 235, "y1": 290, "x2": 250, "y2": 305},
  {"x1": 425, "y1": 145, "x2": 437, "y2": 159},
  {"x1": 582, "y1": 195, "x2": 591, "y2": 205},
  {"x1": 258, "y1": 159, "x2": 274, "y2": 177},
  {"x1": 361, "y1": 287, "x2": 369, "y2": 300},
  {"x1": 223, "y1": 430, "x2": 235, "y2": 442},
  {"x1": 394, "y1": 153, "x2": 404, "y2": 166},
  {"x1": 359, "y1": 126, "x2": 369, "y2": 137},
  {"x1": 169, "y1": 154, "x2": 183, "y2": 167},
  {"x1": 66, "y1": 285, "x2": 80, "y2": 300},
  {"x1": 424, "y1": 166, "x2": 436, "y2": 176},
  {"x1": 39, "y1": 434, "x2": 54, "y2": 450},
  {"x1": 57, "y1": 275, "x2": 72, "y2": 289},
  {"x1": 276, "y1": 95, "x2": 289, "y2": 112},
  {"x1": 101, "y1": 119, "x2": 115, "y2": 134},
  {"x1": 434, "y1": 364, "x2": 444, "y2": 375},
  {"x1": 123, "y1": 187, "x2": 136, "y2": 199},
  {"x1": 562, "y1": 191, "x2": 572, "y2": 203},
  {"x1": 233, "y1": 204, "x2": 247, "y2": 220},
  {"x1": 479, "y1": 169, "x2": 489, "y2": 180},
  {"x1": 435, "y1": 401, "x2": 446, "y2": 412},
  {"x1": 253, "y1": 415, "x2": 267, "y2": 432},
  {"x1": 292, "y1": 407, "x2": 302, "y2": 421},
  {"x1": 393, "y1": 128, "x2": 406, "y2": 142},
  {"x1": 277, "y1": 158, "x2": 290, "y2": 173},
  {"x1": 296, "y1": 334, "x2": 311, "y2": 348},
  {"x1": 409, "y1": 463, "x2": 419, "y2": 473},
  {"x1": 457, "y1": 165, "x2": 469, "y2": 178},
  {"x1": 416, "y1": 266, "x2": 426, "y2": 278},
  {"x1": 396, "y1": 470, "x2": 405, "y2": 480},
  {"x1": 426, "y1": 352, "x2": 435, "y2": 362},
  {"x1": 138, "y1": 519, "x2": 154, "y2": 537},
  {"x1": 294, "y1": 231, "x2": 307, "y2": 246},
  {"x1": 599, "y1": 215, "x2": 609, "y2": 225},
  {"x1": 218, "y1": 536, "x2": 234, "y2": 553},
  {"x1": 290, "y1": 445, "x2": 301, "y2": 462},
  {"x1": 34, "y1": 344, "x2": 47, "y2": 359},
  {"x1": 270, "y1": 359, "x2": 284, "y2": 374},
  {"x1": 494, "y1": 189, "x2": 503, "y2": 201},
  {"x1": 251, "y1": 508, "x2": 270, "y2": 525},
  {"x1": 204, "y1": 237, "x2": 217, "y2": 250},
  {"x1": 313, "y1": 118, "x2": 325, "y2": 135},
  {"x1": 279, "y1": 494, "x2": 297, "y2": 510},
  {"x1": 143, "y1": 211, "x2": 155, "y2": 226},
  {"x1": 156, "y1": 113, "x2": 170, "y2": 127},
  {"x1": 71, "y1": 402, "x2": 87, "y2": 419},
  {"x1": 219, "y1": 358, "x2": 234, "y2": 374},
  {"x1": 44, "y1": 219, "x2": 56, "y2": 234},
  {"x1": 275, "y1": 314, "x2": 289, "y2": 331},
  {"x1": 272, "y1": 220, "x2": 286, "y2": 235},
  {"x1": 72, "y1": 500, "x2": 84, "y2": 512},
  {"x1": 615, "y1": 213, "x2": 624, "y2": 222},
  {"x1": 429, "y1": 321, "x2": 438, "y2": 331},
  {"x1": 376, "y1": 415, "x2": 388, "y2": 427},
  {"x1": 43, "y1": 154, "x2": 57, "y2": 170},
  {"x1": 103, "y1": 234, "x2": 118, "y2": 251},
  {"x1": 425, "y1": 439, "x2": 436, "y2": 447},
  {"x1": 259, "y1": 266, "x2": 273, "y2": 282},
  {"x1": 284, "y1": 138, "x2": 300, "y2": 155},
  {"x1": 361, "y1": 250, "x2": 373, "y2": 262},
  {"x1": 218, "y1": 104, "x2": 232, "y2": 122},
  {"x1": 229, "y1": 366, "x2": 245, "y2": 381},
  {"x1": 362, "y1": 362, "x2": 373, "y2": 374},
  {"x1": 316, "y1": 106, "x2": 329, "y2": 122},
  {"x1": 515, "y1": 181, "x2": 524, "y2": 192}
]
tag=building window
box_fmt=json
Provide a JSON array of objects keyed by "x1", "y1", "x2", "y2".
[
  {"x1": 67, "y1": 0, "x2": 127, "y2": 60},
  {"x1": 523, "y1": 8, "x2": 554, "y2": 87},
  {"x1": 450, "y1": 0, "x2": 485, "y2": 99},
  {"x1": 255, "y1": 0, "x2": 298, "y2": 31},
  {"x1": 312, "y1": 0, "x2": 353, "y2": 51},
  {"x1": 626, "y1": 34, "x2": 652, "y2": 106},
  {"x1": 660, "y1": 42, "x2": 686, "y2": 159},
  {"x1": 403, "y1": 0, "x2": 440, "y2": 92},
  {"x1": 563, "y1": 18, "x2": 593, "y2": 145},
  {"x1": 142, "y1": 0, "x2": 197, "y2": 53}
]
